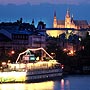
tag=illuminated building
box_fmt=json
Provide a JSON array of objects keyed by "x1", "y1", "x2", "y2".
[
  {"x1": 46, "y1": 9, "x2": 89, "y2": 38},
  {"x1": 47, "y1": 8, "x2": 89, "y2": 54},
  {"x1": 53, "y1": 9, "x2": 89, "y2": 29},
  {"x1": 46, "y1": 28, "x2": 88, "y2": 38}
]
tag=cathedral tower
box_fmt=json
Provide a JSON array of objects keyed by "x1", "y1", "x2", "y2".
[
  {"x1": 65, "y1": 9, "x2": 71, "y2": 28},
  {"x1": 53, "y1": 11, "x2": 57, "y2": 28}
]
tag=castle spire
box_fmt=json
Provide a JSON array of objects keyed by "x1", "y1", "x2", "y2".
[
  {"x1": 53, "y1": 10, "x2": 57, "y2": 28},
  {"x1": 66, "y1": 9, "x2": 70, "y2": 18},
  {"x1": 71, "y1": 14, "x2": 74, "y2": 23},
  {"x1": 65, "y1": 9, "x2": 71, "y2": 28},
  {"x1": 72, "y1": 14, "x2": 73, "y2": 18},
  {"x1": 54, "y1": 10, "x2": 56, "y2": 17},
  {"x1": 71, "y1": 14, "x2": 73, "y2": 19}
]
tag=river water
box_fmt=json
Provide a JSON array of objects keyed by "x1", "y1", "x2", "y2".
[{"x1": 0, "y1": 75, "x2": 90, "y2": 90}]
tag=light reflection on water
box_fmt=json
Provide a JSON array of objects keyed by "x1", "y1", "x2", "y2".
[
  {"x1": 0, "y1": 75, "x2": 90, "y2": 90},
  {"x1": 0, "y1": 81, "x2": 54, "y2": 90}
]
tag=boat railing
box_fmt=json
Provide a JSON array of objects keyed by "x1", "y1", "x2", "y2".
[{"x1": 7, "y1": 61, "x2": 61, "y2": 71}]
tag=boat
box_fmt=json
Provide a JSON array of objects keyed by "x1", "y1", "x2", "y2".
[{"x1": 0, "y1": 48, "x2": 63, "y2": 83}]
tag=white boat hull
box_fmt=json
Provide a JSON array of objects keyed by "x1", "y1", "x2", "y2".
[{"x1": 0, "y1": 68, "x2": 62, "y2": 83}]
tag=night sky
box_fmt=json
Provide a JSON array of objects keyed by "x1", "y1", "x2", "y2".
[
  {"x1": 0, "y1": 0, "x2": 90, "y2": 5},
  {"x1": 0, "y1": 0, "x2": 90, "y2": 27}
]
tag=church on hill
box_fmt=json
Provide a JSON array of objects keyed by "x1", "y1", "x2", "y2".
[{"x1": 53, "y1": 9, "x2": 89, "y2": 29}]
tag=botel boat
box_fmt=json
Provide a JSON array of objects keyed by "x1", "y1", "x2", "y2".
[{"x1": 0, "y1": 48, "x2": 63, "y2": 83}]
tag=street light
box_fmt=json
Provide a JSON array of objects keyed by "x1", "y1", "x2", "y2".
[{"x1": 11, "y1": 50, "x2": 15, "y2": 54}]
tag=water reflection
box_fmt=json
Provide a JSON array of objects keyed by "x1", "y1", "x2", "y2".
[
  {"x1": 54, "y1": 75, "x2": 90, "y2": 90},
  {"x1": 61, "y1": 79, "x2": 70, "y2": 90},
  {"x1": 0, "y1": 75, "x2": 90, "y2": 90},
  {"x1": 54, "y1": 79, "x2": 70, "y2": 90},
  {"x1": 65, "y1": 80, "x2": 70, "y2": 90},
  {"x1": 0, "y1": 81, "x2": 54, "y2": 90},
  {"x1": 61, "y1": 79, "x2": 64, "y2": 90}
]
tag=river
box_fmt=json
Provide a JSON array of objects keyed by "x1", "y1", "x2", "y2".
[{"x1": 0, "y1": 75, "x2": 90, "y2": 90}]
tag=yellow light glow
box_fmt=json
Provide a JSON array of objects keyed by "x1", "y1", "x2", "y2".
[
  {"x1": 0, "y1": 84, "x2": 26, "y2": 90},
  {"x1": 0, "y1": 72, "x2": 26, "y2": 82},
  {"x1": 67, "y1": 50, "x2": 75, "y2": 56},
  {"x1": 2, "y1": 62, "x2": 6, "y2": 65},
  {"x1": 70, "y1": 50, "x2": 74, "y2": 54},
  {"x1": 68, "y1": 30, "x2": 72, "y2": 33},
  {"x1": 0, "y1": 81, "x2": 54, "y2": 90},
  {"x1": 46, "y1": 30, "x2": 65, "y2": 37}
]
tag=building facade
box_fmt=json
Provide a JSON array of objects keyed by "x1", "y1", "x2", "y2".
[
  {"x1": 53, "y1": 9, "x2": 89, "y2": 29},
  {"x1": 0, "y1": 21, "x2": 46, "y2": 56}
]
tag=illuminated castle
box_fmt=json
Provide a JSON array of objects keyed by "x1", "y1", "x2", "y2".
[{"x1": 53, "y1": 9, "x2": 88, "y2": 29}]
